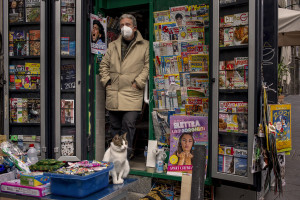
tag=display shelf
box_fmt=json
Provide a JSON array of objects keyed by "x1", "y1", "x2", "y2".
[
  {"x1": 220, "y1": 45, "x2": 248, "y2": 51},
  {"x1": 61, "y1": 56, "x2": 76, "y2": 59},
  {"x1": 10, "y1": 123, "x2": 40, "y2": 126},
  {"x1": 9, "y1": 56, "x2": 40, "y2": 60},
  {"x1": 130, "y1": 169, "x2": 213, "y2": 185},
  {"x1": 61, "y1": 89, "x2": 76, "y2": 93},
  {"x1": 190, "y1": 71, "x2": 209, "y2": 75},
  {"x1": 219, "y1": 89, "x2": 248, "y2": 93},
  {"x1": 9, "y1": 89, "x2": 40, "y2": 93},
  {"x1": 219, "y1": 0, "x2": 248, "y2": 8},
  {"x1": 218, "y1": 131, "x2": 248, "y2": 137},
  {"x1": 9, "y1": 22, "x2": 40, "y2": 26},
  {"x1": 218, "y1": 112, "x2": 248, "y2": 115},
  {"x1": 61, "y1": 22, "x2": 76, "y2": 25},
  {"x1": 61, "y1": 124, "x2": 76, "y2": 127}
]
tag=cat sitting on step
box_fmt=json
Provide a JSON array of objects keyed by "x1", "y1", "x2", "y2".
[{"x1": 103, "y1": 133, "x2": 130, "y2": 184}]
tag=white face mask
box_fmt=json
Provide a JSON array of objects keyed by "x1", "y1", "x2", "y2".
[{"x1": 121, "y1": 25, "x2": 133, "y2": 39}]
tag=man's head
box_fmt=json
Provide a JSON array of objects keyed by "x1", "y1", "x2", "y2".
[
  {"x1": 119, "y1": 14, "x2": 137, "y2": 41},
  {"x1": 175, "y1": 13, "x2": 183, "y2": 26},
  {"x1": 92, "y1": 20, "x2": 105, "y2": 43}
]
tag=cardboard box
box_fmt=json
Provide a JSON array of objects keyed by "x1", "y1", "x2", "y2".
[{"x1": 20, "y1": 172, "x2": 50, "y2": 187}]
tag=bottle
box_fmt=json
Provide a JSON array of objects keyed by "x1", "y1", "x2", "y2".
[{"x1": 27, "y1": 144, "x2": 38, "y2": 165}]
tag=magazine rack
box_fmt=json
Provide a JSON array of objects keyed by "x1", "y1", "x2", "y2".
[
  {"x1": 211, "y1": 0, "x2": 262, "y2": 185},
  {"x1": 3, "y1": 0, "x2": 47, "y2": 159}
]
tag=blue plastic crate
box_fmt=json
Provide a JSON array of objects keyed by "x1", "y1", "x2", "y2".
[{"x1": 44, "y1": 163, "x2": 113, "y2": 198}]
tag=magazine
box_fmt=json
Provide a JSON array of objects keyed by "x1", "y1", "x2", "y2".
[
  {"x1": 27, "y1": 98, "x2": 40, "y2": 123},
  {"x1": 61, "y1": 99, "x2": 75, "y2": 124},
  {"x1": 153, "y1": 10, "x2": 170, "y2": 23},
  {"x1": 9, "y1": 0, "x2": 24, "y2": 23},
  {"x1": 26, "y1": 7, "x2": 40, "y2": 22},
  {"x1": 268, "y1": 104, "x2": 292, "y2": 152},
  {"x1": 167, "y1": 115, "x2": 208, "y2": 176},
  {"x1": 170, "y1": 6, "x2": 187, "y2": 26},
  {"x1": 61, "y1": 135, "x2": 74, "y2": 156},
  {"x1": 61, "y1": 64, "x2": 76, "y2": 90},
  {"x1": 29, "y1": 41, "x2": 40, "y2": 56},
  {"x1": 29, "y1": 30, "x2": 40, "y2": 40},
  {"x1": 61, "y1": 37, "x2": 70, "y2": 55}
]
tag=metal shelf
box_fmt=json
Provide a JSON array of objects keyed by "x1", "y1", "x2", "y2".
[
  {"x1": 220, "y1": 45, "x2": 248, "y2": 51},
  {"x1": 220, "y1": 0, "x2": 248, "y2": 8},
  {"x1": 9, "y1": 89, "x2": 40, "y2": 93},
  {"x1": 61, "y1": 89, "x2": 76, "y2": 93},
  {"x1": 9, "y1": 22, "x2": 40, "y2": 26},
  {"x1": 219, "y1": 89, "x2": 248, "y2": 93},
  {"x1": 130, "y1": 169, "x2": 213, "y2": 185},
  {"x1": 9, "y1": 56, "x2": 40, "y2": 59},
  {"x1": 61, "y1": 124, "x2": 76, "y2": 127},
  {"x1": 218, "y1": 131, "x2": 248, "y2": 136},
  {"x1": 10, "y1": 123, "x2": 40, "y2": 126},
  {"x1": 61, "y1": 56, "x2": 76, "y2": 59},
  {"x1": 61, "y1": 22, "x2": 76, "y2": 25}
]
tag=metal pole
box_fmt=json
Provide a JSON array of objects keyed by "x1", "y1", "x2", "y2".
[{"x1": 191, "y1": 145, "x2": 207, "y2": 200}]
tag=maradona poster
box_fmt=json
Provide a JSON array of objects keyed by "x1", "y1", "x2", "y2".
[
  {"x1": 90, "y1": 14, "x2": 107, "y2": 54},
  {"x1": 268, "y1": 104, "x2": 292, "y2": 152},
  {"x1": 167, "y1": 115, "x2": 208, "y2": 176}
]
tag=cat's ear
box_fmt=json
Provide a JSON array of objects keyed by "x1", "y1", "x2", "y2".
[
  {"x1": 113, "y1": 134, "x2": 120, "y2": 140},
  {"x1": 122, "y1": 132, "x2": 127, "y2": 140}
]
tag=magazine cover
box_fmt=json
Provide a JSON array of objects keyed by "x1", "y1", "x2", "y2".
[
  {"x1": 268, "y1": 104, "x2": 292, "y2": 152},
  {"x1": 170, "y1": 6, "x2": 187, "y2": 26},
  {"x1": 233, "y1": 25, "x2": 248, "y2": 46},
  {"x1": 27, "y1": 98, "x2": 40, "y2": 123},
  {"x1": 160, "y1": 22, "x2": 177, "y2": 41},
  {"x1": 90, "y1": 14, "x2": 107, "y2": 54},
  {"x1": 61, "y1": 64, "x2": 76, "y2": 90},
  {"x1": 153, "y1": 10, "x2": 170, "y2": 23},
  {"x1": 9, "y1": 0, "x2": 24, "y2": 23},
  {"x1": 167, "y1": 115, "x2": 208, "y2": 176},
  {"x1": 26, "y1": 7, "x2": 40, "y2": 22},
  {"x1": 29, "y1": 30, "x2": 40, "y2": 40},
  {"x1": 61, "y1": 37, "x2": 70, "y2": 55},
  {"x1": 61, "y1": 135, "x2": 74, "y2": 156},
  {"x1": 29, "y1": 41, "x2": 40, "y2": 56},
  {"x1": 178, "y1": 26, "x2": 187, "y2": 40}
]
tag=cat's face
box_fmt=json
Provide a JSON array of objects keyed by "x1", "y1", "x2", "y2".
[{"x1": 111, "y1": 133, "x2": 128, "y2": 152}]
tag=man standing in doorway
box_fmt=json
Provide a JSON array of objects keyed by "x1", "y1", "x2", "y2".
[{"x1": 99, "y1": 14, "x2": 149, "y2": 159}]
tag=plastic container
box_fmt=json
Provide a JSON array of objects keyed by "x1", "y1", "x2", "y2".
[
  {"x1": 27, "y1": 144, "x2": 38, "y2": 165},
  {"x1": 44, "y1": 163, "x2": 113, "y2": 198}
]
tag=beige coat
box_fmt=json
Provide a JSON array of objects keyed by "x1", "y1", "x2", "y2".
[{"x1": 99, "y1": 31, "x2": 149, "y2": 111}]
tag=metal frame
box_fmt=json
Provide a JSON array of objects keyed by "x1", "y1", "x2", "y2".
[
  {"x1": 3, "y1": 0, "x2": 9, "y2": 136},
  {"x1": 54, "y1": 0, "x2": 81, "y2": 161},
  {"x1": 211, "y1": 0, "x2": 255, "y2": 185}
]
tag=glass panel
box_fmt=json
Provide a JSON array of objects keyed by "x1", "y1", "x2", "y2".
[
  {"x1": 60, "y1": 0, "x2": 76, "y2": 157},
  {"x1": 8, "y1": 0, "x2": 41, "y2": 155},
  {"x1": 218, "y1": 0, "x2": 249, "y2": 177}
]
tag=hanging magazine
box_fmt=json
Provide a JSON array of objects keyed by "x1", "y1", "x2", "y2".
[{"x1": 268, "y1": 104, "x2": 292, "y2": 153}]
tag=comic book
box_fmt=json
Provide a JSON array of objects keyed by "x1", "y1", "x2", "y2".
[
  {"x1": 268, "y1": 104, "x2": 292, "y2": 152},
  {"x1": 153, "y1": 10, "x2": 170, "y2": 23},
  {"x1": 170, "y1": 6, "x2": 187, "y2": 26},
  {"x1": 9, "y1": 0, "x2": 24, "y2": 23},
  {"x1": 167, "y1": 116, "x2": 208, "y2": 176},
  {"x1": 61, "y1": 64, "x2": 76, "y2": 90},
  {"x1": 61, "y1": 135, "x2": 74, "y2": 156}
]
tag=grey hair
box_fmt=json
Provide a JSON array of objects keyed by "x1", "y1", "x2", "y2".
[{"x1": 120, "y1": 14, "x2": 137, "y2": 27}]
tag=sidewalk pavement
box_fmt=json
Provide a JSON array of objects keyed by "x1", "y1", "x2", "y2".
[{"x1": 265, "y1": 95, "x2": 300, "y2": 200}]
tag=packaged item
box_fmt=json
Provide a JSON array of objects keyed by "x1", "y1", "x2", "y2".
[
  {"x1": 20, "y1": 172, "x2": 50, "y2": 187},
  {"x1": 1, "y1": 180, "x2": 50, "y2": 197}
]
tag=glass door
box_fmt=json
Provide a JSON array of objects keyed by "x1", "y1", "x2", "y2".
[
  {"x1": 211, "y1": 0, "x2": 258, "y2": 185},
  {"x1": 3, "y1": 0, "x2": 47, "y2": 159},
  {"x1": 54, "y1": 0, "x2": 81, "y2": 161}
]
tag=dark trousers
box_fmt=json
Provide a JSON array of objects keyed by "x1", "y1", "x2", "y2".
[{"x1": 109, "y1": 111, "x2": 139, "y2": 154}]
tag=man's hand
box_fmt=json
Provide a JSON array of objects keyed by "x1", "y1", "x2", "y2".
[{"x1": 132, "y1": 82, "x2": 138, "y2": 89}]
